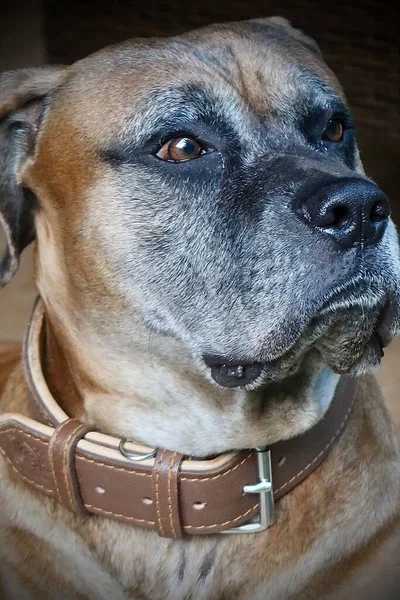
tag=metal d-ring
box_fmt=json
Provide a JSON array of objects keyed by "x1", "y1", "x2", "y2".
[{"x1": 119, "y1": 438, "x2": 157, "y2": 461}]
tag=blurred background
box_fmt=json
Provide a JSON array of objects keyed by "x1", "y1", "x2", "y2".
[{"x1": 0, "y1": 0, "x2": 399, "y2": 432}]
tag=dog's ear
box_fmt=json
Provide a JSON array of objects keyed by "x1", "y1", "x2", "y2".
[
  {"x1": 250, "y1": 16, "x2": 322, "y2": 57},
  {"x1": 0, "y1": 66, "x2": 65, "y2": 286}
]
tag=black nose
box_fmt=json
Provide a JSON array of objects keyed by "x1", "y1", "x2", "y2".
[{"x1": 300, "y1": 179, "x2": 390, "y2": 248}]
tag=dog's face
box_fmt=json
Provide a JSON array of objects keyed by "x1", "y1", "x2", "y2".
[{"x1": 1, "y1": 18, "x2": 400, "y2": 393}]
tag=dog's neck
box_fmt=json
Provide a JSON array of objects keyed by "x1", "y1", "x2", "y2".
[{"x1": 41, "y1": 304, "x2": 340, "y2": 456}]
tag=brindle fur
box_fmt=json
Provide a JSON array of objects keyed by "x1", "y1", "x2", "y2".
[{"x1": 0, "y1": 17, "x2": 399, "y2": 599}]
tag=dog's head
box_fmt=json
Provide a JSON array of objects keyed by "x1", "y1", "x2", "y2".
[{"x1": 1, "y1": 18, "x2": 400, "y2": 394}]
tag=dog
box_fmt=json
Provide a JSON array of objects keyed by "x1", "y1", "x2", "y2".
[{"x1": 0, "y1": 16, "x2": 400, "y2": 600}]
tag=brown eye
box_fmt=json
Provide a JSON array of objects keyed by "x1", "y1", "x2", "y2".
[
  {"x1": 156, "y1": 137, "x2": 203, "y2": 162},
  {"x1": 324, "y1": 118, "x2": 344, "y2": 143}
]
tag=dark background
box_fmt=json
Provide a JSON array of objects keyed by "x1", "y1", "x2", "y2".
[{"x1": 44, "y1": 0, "x2": 399, "y2": 137}]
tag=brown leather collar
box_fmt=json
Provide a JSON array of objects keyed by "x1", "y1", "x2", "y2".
[{"x1": 0, "y1": 298, "x2": 357, "y2": 537}]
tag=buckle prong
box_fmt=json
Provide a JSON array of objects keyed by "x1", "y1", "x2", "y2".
[{"x1": 221, "y1": 447, "x2": 275, "y2": 534}]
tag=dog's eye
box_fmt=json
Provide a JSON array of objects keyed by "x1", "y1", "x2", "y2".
[
  {"x1": 323, "y1": 118, "x2": 344, "y2": 143},
  {"x1": 156, "y1": 137, "x2": 203, "y2": 162}
]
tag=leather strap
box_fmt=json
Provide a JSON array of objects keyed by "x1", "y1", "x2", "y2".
[
  {"x1": 152, "y1": 449, "x2": 185, "y2": 538},
  {"x1": 0, "y1": 299, "x2": 358, "y2": 536},
  {"x1": 49, "y1": 419, "x2": 92, "y2": 515}
]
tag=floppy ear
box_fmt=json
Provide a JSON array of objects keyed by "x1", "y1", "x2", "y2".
[
  {"x1": 250, "y1": 16, "x2": 322, "y2": 57},
  {"x1": 0, "y1": 67, "x2": 65, "y2": 286}
]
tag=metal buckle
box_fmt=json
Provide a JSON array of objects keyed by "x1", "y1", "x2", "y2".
[{"x1": 221, "y1": 447, "x2": 275, "y2": 534}]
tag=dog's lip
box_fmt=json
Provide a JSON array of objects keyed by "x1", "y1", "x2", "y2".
[
  {"x1": 373, "y1": 332, "x2": 385, "y2": 356},
  {"x1": 203, "y1": 355, "x2": 264, "y2": 387},
  {"x1": 374, "y1": 332, "x2": 385, "y2": 357}
]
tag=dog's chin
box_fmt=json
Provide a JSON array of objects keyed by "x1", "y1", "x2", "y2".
[
  {"x1": 204, "y1": 331, "x2": 386, "y2": 390},
  {"x1": 319, "y1": 332, "x2": 385, "y2": 377},
  {"x1": 202, "y1": 282, "x2": 400, "y2": 389}
]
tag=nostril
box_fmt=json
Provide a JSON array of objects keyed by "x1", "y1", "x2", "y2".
[
  {"x1": 331, "y1": 205, "x2": 352, "y2": 229},
  {"x1": 318, "y1": 204, "x2": 352, "y2": 229},
  {"x1": 370, "y1": 200, "x2": 390, "y2": 223}
]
